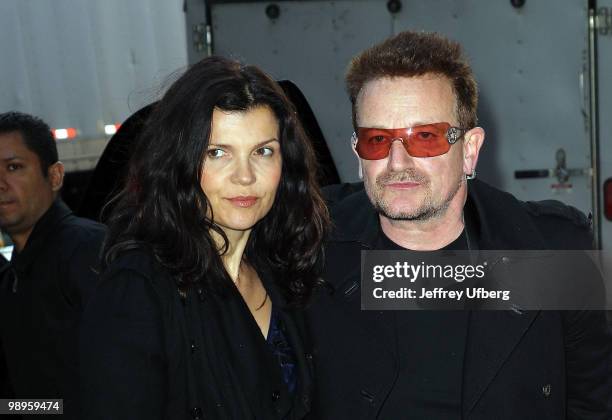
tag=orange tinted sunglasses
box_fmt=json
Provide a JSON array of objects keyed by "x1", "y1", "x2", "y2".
[{"x1": 353, "y1": 122, "x2": 467, "y2": 160}]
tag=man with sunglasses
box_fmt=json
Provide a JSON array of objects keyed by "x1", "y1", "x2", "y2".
[{"x1": 307, "y1": 31, "x2": 610, "y2": 419}]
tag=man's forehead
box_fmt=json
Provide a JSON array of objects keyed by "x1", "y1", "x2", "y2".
[
  {"x1": 0, "y1": 130, "x2": 26, "y2": 146},
  {"x1": 356, "y1": 75, "x2": 457, "y2": 125},
  {"x1": 358, "y1": 74, "x2": 453, "y2": 101},
  {"x1": 0, "y1": 131, "x2": 40, "y2": 162}
]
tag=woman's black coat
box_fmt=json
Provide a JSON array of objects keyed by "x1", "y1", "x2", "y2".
[{"x1": 79, "y1": 250, "x2": 313, "y2": 420}]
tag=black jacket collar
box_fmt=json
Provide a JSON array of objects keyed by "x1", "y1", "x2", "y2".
[
  {"x1": 327, "y1": 179, "x2": 548, "y2": 250},
  {"x1": 12, "y1": 199, "x2": 72, "y2": 270}
]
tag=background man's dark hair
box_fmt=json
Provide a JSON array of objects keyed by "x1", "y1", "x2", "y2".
[
  {"x1": 0, "y1": 111, "x2": 58, "y2": 177},
  {"x1": 346, "y1": 31, "x2": 478, "y2": 130}
]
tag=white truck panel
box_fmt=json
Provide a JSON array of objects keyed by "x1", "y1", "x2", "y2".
[{"x1": 0, "y1": 0, "x2": 188, "y2": 170}]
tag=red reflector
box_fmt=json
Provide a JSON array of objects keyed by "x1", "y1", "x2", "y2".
[{"x1": 605, "y1": 178, "x2": 612, "y2": 221}]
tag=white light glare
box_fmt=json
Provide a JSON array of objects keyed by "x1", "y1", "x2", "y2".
[
  {"x1": 54, "y1": 129, "x2": 68, "y2": 140},
  {"x1": 104, "y1": 124, "x2": 117, "y2": 135}
]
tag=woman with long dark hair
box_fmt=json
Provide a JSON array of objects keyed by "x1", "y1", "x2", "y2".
[{"x1": 79, "y1": 56, "x2": 329, "y2": 419}]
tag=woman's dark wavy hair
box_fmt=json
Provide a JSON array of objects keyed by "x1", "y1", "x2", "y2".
[{"x1": 103, "y1": 56, "x2": 329, "y2": 306}]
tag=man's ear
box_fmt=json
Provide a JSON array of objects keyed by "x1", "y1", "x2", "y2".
[
  {"x1": 351, "y1": 133, "x2": 364, "y2": 179},
  {"x1": 351, "y1": 132, "x2": 359, "y2": 156},
  {"x1": 47, "y1": 161, "x2": 65, "y2": 193},
  {"x1": 463, "y1": 127, "x2": 485, "y2": 176}
]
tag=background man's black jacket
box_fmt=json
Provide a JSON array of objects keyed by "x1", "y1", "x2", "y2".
[
  {"x1": 0, "y1": 200, "x2": 106, "y2": 419},
  {"x1": 307, "y1": 179, "x2": 611, "y2": 419}
]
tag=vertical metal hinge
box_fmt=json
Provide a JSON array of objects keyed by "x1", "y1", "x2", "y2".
[
  {"x1": 595, "y1": 7, "x2": 612, "y2": 35},
  {"x1": 205, "y1": 24, "x2": 213, "y2": 56},
  {"x1": 192, "y1": 23, "x2": 212, "y2": 55},
  {"x1": 193, "y1": 23, "x2": 205, "y2": 52}
]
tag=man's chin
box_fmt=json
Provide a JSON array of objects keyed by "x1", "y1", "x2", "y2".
[
  {"x1": 375, "y1": 201, "x2": 437, "y2": 221},
  {"x1": 0, "y1": 215, "x2": 27, "y2": 232}
]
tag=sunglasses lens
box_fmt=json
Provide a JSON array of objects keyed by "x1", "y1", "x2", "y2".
[
  {"x1": 355, "y1": 130, "x2": 392, "y2": 160},
  {"x1": 405, "y1": 124, "x2": 451, "y2": 157},
  {"x1": 356, "y1": 123, "x2": 452, "y2": 159}
]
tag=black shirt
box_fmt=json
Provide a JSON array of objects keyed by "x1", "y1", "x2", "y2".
[{"x1": 376, "y1": 228, "x2": 469, "y2": 419}]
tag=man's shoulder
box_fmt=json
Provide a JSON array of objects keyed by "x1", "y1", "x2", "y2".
[
  {"x1": 40, "y1": 216, "x2": 106, "y2": 265},
  {"x1": 322, "y1": 182, "x2": 365, "y2": 204},
  {"x1": 55, "y1": 214, "x2": 107, "y2": 246},
  {"x1": 322, "y1": 183, "x2": 373, "y2": 240},
  {"x1": 521, "y1": 199, "x2": 591, "y2": 228},
  {"x1": 322, "y1": 182, "x2": 370, "y2": 215},
  {"x1": 474, "y1": 178, "x2": 589, "y2": 226},
  {"x1": 470, "y1": 179, "x2": 592, "y2": 249},
  {"x1": 522, "y1": 199, "x2": 592, "y2": 248}
]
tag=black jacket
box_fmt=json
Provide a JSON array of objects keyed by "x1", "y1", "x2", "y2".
[
  {"x1": 79, "y1": 249, "x2": 314, "y2": 420},
  {"x1": 307, "y1": 179, "x2": 611, "y2": 419},
  {"x1": 0, "y1": 200, "x2": 106, "y2": 419}
]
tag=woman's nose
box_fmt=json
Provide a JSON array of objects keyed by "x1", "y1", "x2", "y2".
[{"x1": 231, "y1": 158, "x2": 256, "y2": 185}]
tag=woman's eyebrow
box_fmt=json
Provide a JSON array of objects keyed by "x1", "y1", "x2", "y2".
[{"x1": 208, "y1": 138, "x2": 279, "y2": 149}]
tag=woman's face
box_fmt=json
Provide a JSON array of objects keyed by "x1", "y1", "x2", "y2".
[{"x1": 201, "y1": 105, "x2": 282, "y2": 234}]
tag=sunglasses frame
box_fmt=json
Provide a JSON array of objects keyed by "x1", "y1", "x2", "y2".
[{"x1": 351, "y1": 123, "x2": 468, "y2": 160}]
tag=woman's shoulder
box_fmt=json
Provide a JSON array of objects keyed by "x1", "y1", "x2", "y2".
[
  {"x1": 105, "y1": 247, "x2": 161, "y2": 275},
  {"x1": 99, "y1": 247, "x2": 177, "y2": 302}
]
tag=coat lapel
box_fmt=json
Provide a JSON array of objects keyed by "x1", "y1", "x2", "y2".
[
  {"x1": 322, "y1": 246, "x2": 397, "y2": 360},
  {"x1": 462, "y1": 310, "x2": 539, "y2": 414},
  {"x1": 462, "y1": 179, "x2": 546, "y2": 414}
]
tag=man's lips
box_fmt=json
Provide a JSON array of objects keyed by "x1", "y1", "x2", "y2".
[
  {"x1": 384, "y1": 182, "x2": 420, "y2": 189},
  {"x1": 226, "y1": 196, "x2": 258, "y2": 207}
]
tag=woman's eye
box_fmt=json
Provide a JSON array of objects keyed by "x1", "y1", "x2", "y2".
[
  {"x1": 7, "y1": 163, "x2": 22, "y2": 171},
  {"x1": 255, "y1": 146, "x2": 274, "y2": 157},
  {"x1": 206, "y1": 148, "x2": 226, "y2": 158}
]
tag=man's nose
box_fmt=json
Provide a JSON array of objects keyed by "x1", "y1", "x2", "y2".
[
  {"x1": 230, "y1": 158, "x2": 256, "y2": 185},
  {"x1": 387, "y1": 139, "x2": 415, "y2": 171}
]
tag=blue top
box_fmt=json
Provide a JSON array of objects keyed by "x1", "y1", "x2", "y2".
[{"x1": 266, "y1": 306, "x2": 298, "y2": 394}]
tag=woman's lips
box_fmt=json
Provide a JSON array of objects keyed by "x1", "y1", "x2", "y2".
[{"x1": 226, "y1": 196, "x2": 258, "y2": 207}]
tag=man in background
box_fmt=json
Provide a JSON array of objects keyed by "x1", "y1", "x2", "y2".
[{"x1": 0, "y1": 112, "x2": 106, "y2": 419}]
